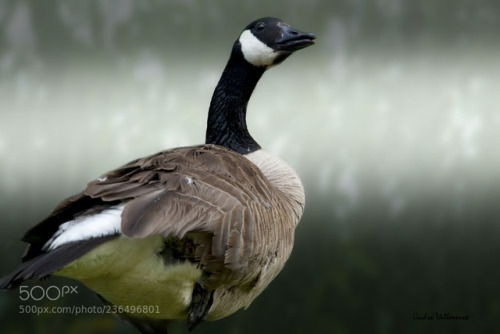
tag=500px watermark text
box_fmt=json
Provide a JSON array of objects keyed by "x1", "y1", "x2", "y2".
[
  {"x1": 19, "y1": 285, "x2": 78, "y2": 301},
  {"x1": 18, "y1": 285, "x2": 160, "y2": 316},
  {"x1": 19, "y1": 304, "x2": 161, "y2": 316},
  {"x1": 20, "y1": 305, "x2": 106, "y2": 316}
]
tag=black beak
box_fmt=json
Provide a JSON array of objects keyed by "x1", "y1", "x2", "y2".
[{"x1": 276, "y1": 24, "x2": 316, "y2": 52}]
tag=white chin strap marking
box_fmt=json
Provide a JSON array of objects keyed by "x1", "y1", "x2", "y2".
[{"x1": 239, "y1": 30, "x2": 278, "y2": 67}]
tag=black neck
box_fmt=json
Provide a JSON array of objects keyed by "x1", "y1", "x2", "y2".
[{"x1": 205, "y1": 45, "x2": 266, "y2": 155}]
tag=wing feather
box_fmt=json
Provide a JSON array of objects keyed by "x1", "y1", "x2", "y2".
[{"x1": 21, "y1": 145, "x2": 274, "y2": 278}]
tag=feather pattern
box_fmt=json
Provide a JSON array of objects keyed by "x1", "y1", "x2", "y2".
[{"x1": 83, "y1": 144, "x2": 303, "y2": 294}]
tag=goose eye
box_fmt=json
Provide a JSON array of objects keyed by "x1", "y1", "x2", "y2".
[{"x1": 255, "y1": 22, "x2": 265, "y2": 31}]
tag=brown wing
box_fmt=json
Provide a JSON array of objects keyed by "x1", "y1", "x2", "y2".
[
  {"x1": 89, "y1": 145, "x2": 274, "y2": 269},
  {"x1": 8, "y1": 145, "x2": 273, "y2": 290}
]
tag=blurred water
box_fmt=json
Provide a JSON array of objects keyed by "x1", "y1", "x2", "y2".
[{"x1": 1, "y1": 1, "x2": 499, "y2": 333}]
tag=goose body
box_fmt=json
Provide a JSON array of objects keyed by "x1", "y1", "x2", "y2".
[{"x1": 0, "y1": 17, "x2": 314, "y2": 333}]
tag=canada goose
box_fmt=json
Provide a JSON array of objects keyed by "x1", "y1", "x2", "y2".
[{"x1": 0, "y1": 17, "x2": 314, "y2": 333}]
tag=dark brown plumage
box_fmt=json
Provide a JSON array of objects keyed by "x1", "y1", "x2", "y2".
[{"x1": 89, "y1": 145, "x2": 281, "y2": 276}]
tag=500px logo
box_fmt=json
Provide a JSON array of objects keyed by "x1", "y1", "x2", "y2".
[{"x1": 19, "y1": 285, "x2": 78, "y2": 301}]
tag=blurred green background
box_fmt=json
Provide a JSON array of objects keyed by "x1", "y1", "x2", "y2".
[{"x1": 1, "y1": 0, "x2": 499, "y2": 333}]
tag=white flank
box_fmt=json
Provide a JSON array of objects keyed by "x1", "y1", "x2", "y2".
[
  {"x1": 44, "y1": 203, "x2": 126, "y2": 250},
  {"x1": 239, "y1": 30, "x2": 278, "y2": 67}
]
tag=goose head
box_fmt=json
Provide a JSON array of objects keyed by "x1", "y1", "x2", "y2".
[{"x1": 236, "y1": 17, "x2": 316, "y2": 67}]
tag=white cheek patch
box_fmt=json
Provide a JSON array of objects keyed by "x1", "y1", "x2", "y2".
[{"x1": 239, "y1": 30, "x2": 278, "y2": 67}]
